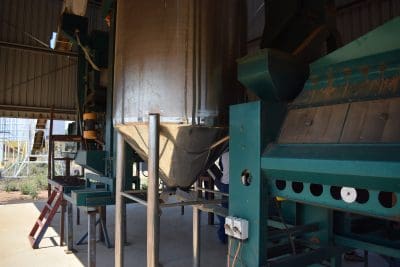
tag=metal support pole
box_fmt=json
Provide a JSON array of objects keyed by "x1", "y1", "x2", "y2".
[
  {"x1": 47, "y1": 109, "x2": 54, "y2": 198},
  {"x1": 65, "y1": 158, "x2": 71, "y2": 178},
  {"x1": 123, "y1": 202, "x2": 128, "y2": 245},
  {"x1": 77, "y1": 207, "x2": 80, "y2": 225},
  {"x1": 115, "y1": 132, "x2": 126, "y2": 267},
  {"x1": 88, "y1": 210, "x2": 97, "y2": 267},
  {"x1": 364, "y1": 250, "x2": 369, "y2": 267},
  {"x1": 66, "y1": 202, "x2": 74, "y2": 253},
  {"x1": 147, "y1": 114, "x2": 160, "y2": 267},
  {"x1": 207, "y1": 179, "x2": 215, "y2": 225},
  {"x1": 99, "y1": 206, "x2": 106, "y2": 242},
  {"x1": 60, "y1": 199, "x2": 66, "y2": 246},
  {"x1": 193, "y1": 182, "x2": 201, "y2": 267}
]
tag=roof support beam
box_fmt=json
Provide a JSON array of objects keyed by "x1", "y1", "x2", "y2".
[{"x1": 0, "y1": 41, "x2": 78, "y2": 57}]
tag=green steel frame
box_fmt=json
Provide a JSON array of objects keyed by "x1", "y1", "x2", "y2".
[
  {"x1": 230, "y1": 102, "x2": 341, "y2": 266},
  {"x1": 229, "y1": 17, "x2": 400, "y2": 266}
]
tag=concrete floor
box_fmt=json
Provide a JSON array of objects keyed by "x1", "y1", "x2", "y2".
[
  {"x1": 0, "y1": 200, "x2": 392, "y2": 267},
  {"x1": 0, "y1": 201, "x2": 226, "y2": 267}
]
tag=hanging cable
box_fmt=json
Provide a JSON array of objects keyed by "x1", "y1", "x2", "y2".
[
  {"x1": 227, "y1": 237, "x2": 232, "y2": 267},
  {"x1": 75, "y1": 32, "x2": 100, "y2": 71},
  {"x1": 274, "y1": 198, "x2": 296, "y2": 255},
  {"x1": 232, "y1": 240, "x2": 242, "y2": 267}
]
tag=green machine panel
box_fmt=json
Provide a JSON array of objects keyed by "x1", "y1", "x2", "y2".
[
  {"x1": 71, "y1": 189, "x2": 112, "y2": 207},
  {"x1": 75, "y1": 150, "x2": 106, "y2": 175}
]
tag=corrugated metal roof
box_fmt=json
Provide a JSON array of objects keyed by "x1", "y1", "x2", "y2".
[
  {"x1": 0, "y1": 46, "x2": 78, "y2": 120},
  {"x1": 0, "y1": 0, "x2": 58, "y2": 47},
  {"x1": 0, "y1": 0, "x2": 107, "y2": 120},
  {"x1": 0, "y1": 0, "x2": 106, "y2": 47}
]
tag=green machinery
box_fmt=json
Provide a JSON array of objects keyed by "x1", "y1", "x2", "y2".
[
  {"x1": 229, "y1": 17, "x2": 400, "y2": 266},
  {"x1": 50, "y1": 8, "x2": 141, "y2": 208},
  {"x1": 39, "y1": 8, "x2": 147, "y2": 267},
  {"x1": 43, "y1": 8, "x2": 142, "y2": 263}
]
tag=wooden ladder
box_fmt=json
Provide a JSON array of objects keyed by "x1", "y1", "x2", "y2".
[{"x1": 28, "y1": 186, "x2": 63, "y2": 249}]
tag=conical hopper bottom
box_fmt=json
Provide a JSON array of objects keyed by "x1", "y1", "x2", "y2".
[{"x1": 116, "y1": 123, "x2": 227, "y2": 189}]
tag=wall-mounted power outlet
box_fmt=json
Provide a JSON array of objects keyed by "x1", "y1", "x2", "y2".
[
  {"x1": 224, "y1": 216, "x2": 235, "y2": 237},
  {"x1": 224, "y1": 216, "x2": 248, "y2": 240}
]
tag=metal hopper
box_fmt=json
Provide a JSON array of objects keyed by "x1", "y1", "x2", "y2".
[
  {"x1": 113, "y1": 0, "x2": 245, "y2": 188},
  {"x1": 117, "y1": 124, "x2": 226, "y2": 188}
]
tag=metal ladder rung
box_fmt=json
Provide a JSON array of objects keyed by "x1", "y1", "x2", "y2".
[{"x1": 36, "y1": 219, "x2": 46, "y2": 228}]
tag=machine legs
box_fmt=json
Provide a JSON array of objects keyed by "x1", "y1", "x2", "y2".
[
  {"x1": 115, "y1": 132, "x2": 126, "y2": 267},
  {"x1": 115, "y1": 114, "x2": 161, "y2": 267},
  {"x1": 60, "y1": 200, "x2": 66, "y2": 246},
  {"x1": 123, "y1": 202, "x2": 128, "y2": 245},
  {"x1": 364, "y1": 251, "x2": 368, "y2": 267},
  {"x1": 88, "y1": 210, "x2": 97, "y2": 267},
  {"x1": 65, "y1": 202, "x2": 74, "y2": 254},
  {"x1": 77, "y1": 207, "x2": 80, "y2": 225},
  {"x1": 147, "y1": 114, "x2": 160, "y2": 267},
  {"x1": 193, "y1": 206, "x2": 201, "y2": 267},
  {"x1": 99, "y1": 206, "x2": 106, "y2": 242}
]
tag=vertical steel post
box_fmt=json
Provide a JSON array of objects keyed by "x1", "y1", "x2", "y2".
[
  {"x1": 364, "y1": 250, "x2": 368, "y2": 267},
  {"x1": 229, "y1": 101, "x2": 267, "y2": 266},
  {"x1": 124, "y1": 143, "x2": 134, "y2": 245},
  {"x1": 105, "y1": 0, "x2": 116, "y2": 179},
  {"x1": 88, "y1": 210, "x2": 97, "y2": 267},
  {"x1": 115, "y1": 132, "x2": 126, "y2": 267},
  {"x1": 193, "y1": 181, "x2": 201, "y2": 267},
  {"x1": 123, "y1": 202, "x2": 127, "y2": 245},
  {"x1": 77, "y1": 207, "x2": 80, "y2": 225},
  {"x1": 99, "y1": 206, "x2": 106, "y2": 242},
  {"x1": 47, "y1": 109, "x2": 54, "y2": 197},
  {"x1": 60, "y1": 199, "x2": 66, "y2": 246},
  {"x1": 147, "y1": 114, "x2": 160, "y2": 267},
  {"x1": 66, "y1": 202, "x2": 74, "y2": 253}
]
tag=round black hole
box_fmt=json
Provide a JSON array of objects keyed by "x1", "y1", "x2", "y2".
[
  {"x1": 330, "y1": 186, "x2": 342, "y2": 200},
  {"x1": 310, "y1": 184, "x2": 323, "y2": 196},
  {"x1": 275, "y1": 180, "x2": 286, "y2": 191},
  {"x1": 241, "y1": 169, "x2": 251, "y2": 186},
  {"x1": 292, "y1": 182, "x2": 304, "y2": 193},
  {"x1": 378, "y1": 192, "x2": 397, "y2": 208},
  {"x1": 356, "y1": 189, "x2": 369, "y2": 204}
]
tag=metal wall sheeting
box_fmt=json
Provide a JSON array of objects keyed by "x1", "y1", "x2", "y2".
[
  {"x1": 113, "y1": 0, "x2": 246, "y2": 126},
  {"x1": 0, "y1": 0, "x2": 107, "y2": 120},
  {"x1": 0, "y1": 0, "x2": 106, "y2": 47},
  {"x1": 113, "y1": 0, "x2": 244, "y2": 188},
  {"x1": 246, "y1": 0, "x2": 400, "y2": 51},
  {"x1": 0, "y1": 47, "x2": 77, "y2": 119},
  {"x1": 247, "y1": 0, "x2": 265, "y2": 42},
  {"x1": 336, "y1": 0, "x2": 400, "y2": 45},
  {"x1": 1, "y1": 0, "x2": 59, "y2": 47}
]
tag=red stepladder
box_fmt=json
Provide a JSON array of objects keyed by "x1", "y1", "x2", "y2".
[{"x1": 28, "y1": 186, "x2": 63, "y2": 249}]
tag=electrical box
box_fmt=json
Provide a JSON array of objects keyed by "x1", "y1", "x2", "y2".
[
  {"x1": 225, "y1": 216, "x2": 235, "y2": 237},
  {"x1": 225, "y1": 216, "x2": 249, "y2": 240}
]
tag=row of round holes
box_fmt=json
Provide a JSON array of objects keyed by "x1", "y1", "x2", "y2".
[{"x1": 275, "y1": 180, "x2": 397, "y2": 209}]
